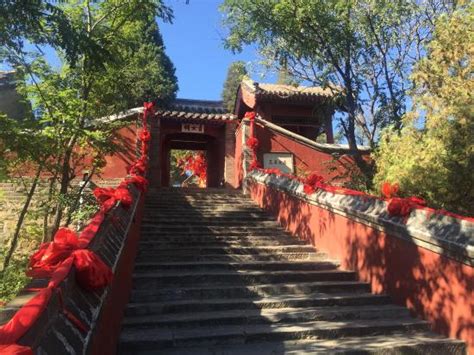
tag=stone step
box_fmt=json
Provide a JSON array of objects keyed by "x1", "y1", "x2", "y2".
[
  {"x1": 130, "y1": 281, "x2": 372, "y2": 303},
  {"x1": 138, "y1": 234, "x2": 301, "y2": 244},
  {"x1": 133, "y1": 260, "x2": 339, "y2": 272},
  {"x1": 144, "y1": 201, "x2": 254, "y2": 207},
  {"x1": 121, "y1": 304, "x2": 410, "y2": 329},
  {"x1": 137, "y1": 245, "x2": 318, "y2": 256},
  {"x1": 139, "y1": 230, "x2": 293, "y2": 238},
  {"x1": 145, "y1": 333, "x2": 466, "y2": 355},
  {"x1": 143, "y1": 210, "x2": 268, "y2": 216},
  {"x1": 132, "y1": 270, "x2": 356, "y2": 289},
  {"x1": 119, "y1": 189, "x2": 464, "y2": 354},
  {"x1": 119, "y1": 318, "x2": 429, "y2": 352},
  {"x1": 140, "y1": 223, "x2": 280, "y2": 231},
  {"x1": 145, "y1": 210, "x2": 262, "y2": 218},
  {"x1": 137, "y1": 239, "x2": 308, "y2": 248},
  {"x1": 141, "y1": 216, "x2": 274, "y2": 223},
  {"x1": 141, "y1": 220, "x2": 279, "y2": 228},
  {"x1": 136, "y1": 252, "x2": 327, "y2": 263},
  {"x1": 125, "y1": 293, "x2": 392, "y2": 317}
]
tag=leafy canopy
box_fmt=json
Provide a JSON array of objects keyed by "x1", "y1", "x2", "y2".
[
  {"x1": 221, "y1": 61, "x2": 247, "y2": 112},
  {"x1": 374, "y1": 3, "x2": 474, "y2": 215}
]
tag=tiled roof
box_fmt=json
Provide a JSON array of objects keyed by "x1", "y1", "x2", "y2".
[
  {"x1": 241, "y1": 78, "x2": 338, "y2": 104},
  {"x1": 157, "y1": 99, "x2": 237, "y2": 122}
]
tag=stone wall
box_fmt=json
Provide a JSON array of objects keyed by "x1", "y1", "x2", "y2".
[{"x1": 0, "y1": 179, "x2": 127, "y2": 246}]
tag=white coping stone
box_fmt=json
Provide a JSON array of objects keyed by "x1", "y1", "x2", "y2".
[{"x1": 246, "y1": 170, "x2": 474, "y2": 266}]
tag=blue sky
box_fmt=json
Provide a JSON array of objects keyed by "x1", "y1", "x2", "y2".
[
  {"x1": 0, "y1": 1, "x2": 272, "y2": 101},
  {"x1": 160, "y1": 0, "x2": 272, "y2": 100}
]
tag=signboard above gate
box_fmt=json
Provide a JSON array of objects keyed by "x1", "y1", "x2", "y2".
[
  {"x1": 263, "y1": 152, "x2": 294, "y2": 174},
  {"x1": 181, "y1": 123, "x2": 205, "y2": 134}
]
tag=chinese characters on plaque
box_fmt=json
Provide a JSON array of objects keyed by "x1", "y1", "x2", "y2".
[
  {"x1": 181, "y1": 124, "x2": 205, "y2": 133},
  {"x1": 263, "y1": 153, "x2": 294, "y2": 174}
]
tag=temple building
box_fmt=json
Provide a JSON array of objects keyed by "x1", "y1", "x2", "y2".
[{"x1": 100, "y1": 79, "x2": 367, "y2": 188}]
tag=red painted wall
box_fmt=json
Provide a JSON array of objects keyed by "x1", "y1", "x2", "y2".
[
  {"x1": 234, "y1": 123, "x2": 244, "y2": 188},
  {"x1": 100, "y1": 124, "x2": 139, "y2": 179},
  {"x1": 255, "y1": 123, "x2": 354, "y2": 182},
  {"x1": 89, "y1": 193, "x2": 145, "y2": 355},
  {"x1": 247, "y1": 180, "x2": 474, "y2": 352}
]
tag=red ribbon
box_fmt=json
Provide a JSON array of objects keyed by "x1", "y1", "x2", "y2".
[
  {"x1": 381, "y1": 182, "x2": 399, "y2": 199},
  {"x1": 387, "y1": 196, "x2": 427, "y2": 217},
  {"x1": 120, "y1": 175, "x2": 148, "y2": 193},
  {"x1": 142, "y1": 102, "x2": 154, "y2": 126},
  {"x1": 246, "y1": 136, "x2": 259, "y2": 150},
  {"x1": 244, "y1": 111, "x2": 255, "y2": 120},
  {"x1": 0, "y1": 101, "x2": 154, "y2": 352},
  {"x1": 303, "y1": 173, "x2": 325, "y2": 194},
  {"x1": 129, "y1": 156, "x2": 148, "y2": 176},
  {"x1": 93, "y1": 187, "x2": 132, "y2": 212},
  {"x1": 27, "y1": 228, "x2": 113, "y2": 290},
  {"x1": 139, "y1": 129, "x2": 151, "y2": 143}
]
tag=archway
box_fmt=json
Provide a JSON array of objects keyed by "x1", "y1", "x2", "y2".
[{"x1": 160, "y1": 132, "x2": 223, "y2": 188}]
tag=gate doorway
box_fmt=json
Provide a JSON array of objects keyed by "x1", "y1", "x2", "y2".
[
  {"x1": 160, "y1": 132, "x2": 223, "y2": 188},
  {"x1": 169, "y1": 149, "x2": 207, "y2": 187}
]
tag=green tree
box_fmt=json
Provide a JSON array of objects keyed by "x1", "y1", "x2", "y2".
[
  {"x1": 0, "y1": 0, "x2": 178, "y2": 272},
  {"x1": 220, "y1": 0, "x2": 456, "y2": 184},
  {"x1": 374, "y1": 3, "x2": 474, "y2": 215},
  {"x1": 221, "y1": 61, "x2": 247, "y2": 111}
]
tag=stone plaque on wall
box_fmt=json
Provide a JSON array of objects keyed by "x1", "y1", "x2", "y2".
[{"x1": 263, "y1": 153, "x2": 294, "y2": 174}]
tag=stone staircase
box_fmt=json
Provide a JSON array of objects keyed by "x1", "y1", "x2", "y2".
[{"x1": 118, "y1": 188, "x2": 465, "y2": 354}]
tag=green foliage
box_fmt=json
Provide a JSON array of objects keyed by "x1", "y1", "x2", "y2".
[
  {"x1": 0, "y1": 256, "x2": 31, "y2": 305},
  {"x1": 0, "y1": 1, "x2": 179, "y2": 294},
  {"x1": 221, "y1": 61, "x2": 247, "y2": 112},
  {"x1": 169, "y1": 150, "x2": 193, "y2": 186},
  {"x1": 220, "y1": 0, "x2": 455, "y2": 150},
  {"x1": 374, "y1": 4, "x2": 474, "y2": 215}
]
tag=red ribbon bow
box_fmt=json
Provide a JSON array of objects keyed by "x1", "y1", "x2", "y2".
[
  {"x1": 94, "y1": 187, "x2": 132, "y2": 212},
  {"x1": 244, "y1": 111, "x2": 255, "y2": 120},
  {"x1": 246, "y1": 136, "x2": 259, "y2": 150},
  {"x1": 303, "y1": 173, "x2": 325, "y2": 194},
  {"x1": 27, "y1": 228, "x2": 112, "y2": 290},
  {"x1": 387, "y1": 196, "x2": 427, "y2": 217},
  {"x1": 139, "y1": 129, "x2": 151, "y2": 143},
  {"x1": 129, "y1": 156, "x2": 148, "y2": 176},
  {"x1": 120, "y1": 175, "x2": 148, "y2": 193}
]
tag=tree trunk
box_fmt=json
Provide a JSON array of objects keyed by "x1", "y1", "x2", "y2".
[
  {"x1": 2, "y1": 165, "x2": 43, "y2": 271},
  {"x1": 50, "y1": 139, "x2": 76, "y2": 238},
  {"x1": 64, "y1": 166, "x2": 96, "y2": 227},
  {"x1": 42, "y1": 176, "x2": 57, "y2": 243}
]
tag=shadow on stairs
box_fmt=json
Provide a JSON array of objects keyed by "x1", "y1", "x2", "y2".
[{"x1": 117, "y1": 188, "x2": 466, "y2": 354}]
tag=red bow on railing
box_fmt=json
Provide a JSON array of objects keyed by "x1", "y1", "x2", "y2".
[
  {"x1": 381, "y1": 182, "x2": 426, "y2": 217},
  {"x1": 303, "y1": 172, "x2": 325, "y2": 194},
  {"x1": 120, "y1": 175, "x2": 148, "y2": 193},
  {"x1": 387, "y1": 196, "x2": 427, "y2": 217},
  {"x1": 94, "y1": 186, "x2": 132, "y2": 212},
  {"x1": 129, "y1": 156, "x2": 148, "y2": 176},
  {"x1": 27, "y1": 228, "x2": 112, "y2": 290}
]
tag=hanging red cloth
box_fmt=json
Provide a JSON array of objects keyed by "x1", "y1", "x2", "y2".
[
  {"x1": 120, "y1": 175, "x2": 148, "y2": 193},
  {"x1": 93, "y1": 186, "x2": 133, "y2": 212}
]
